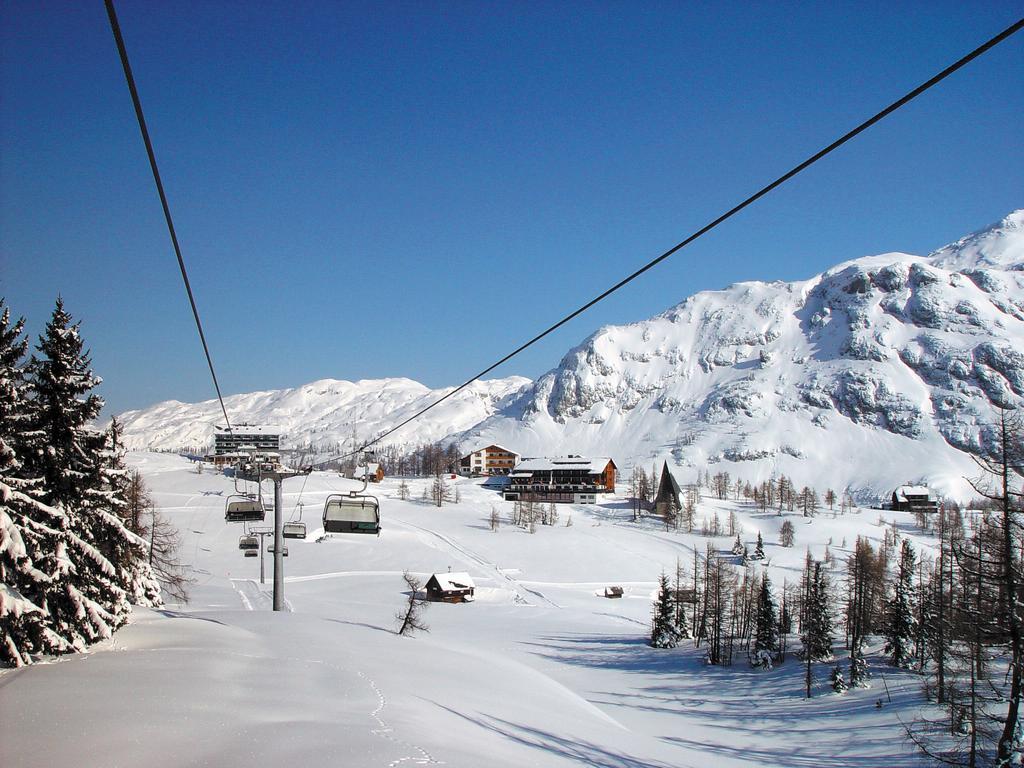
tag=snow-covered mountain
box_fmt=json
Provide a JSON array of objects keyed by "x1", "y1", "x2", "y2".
[
  {"x1": 461, "y1": 211, "x2": 1024, "y2": 500},
  {"x1": 117, "y1": 376, "x2": 532, "y2": 453},
  {"x1": 120, "y1": 212, "x2": 1023, "y2": 501}
]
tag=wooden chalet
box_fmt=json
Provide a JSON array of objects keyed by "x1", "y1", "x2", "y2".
[
  {"x1": 654, "y1": 461, "x2": 682, "y2": 518},
  {"x1": 503, "y1": 456, "x2": 617, "y2": 504},
  {"x1": 425, "y1": 572, "x2": 476, "y2": 603},
  {"x1": 891, "y1": 485, "x2": 938, "y2": 514},
  {"x1": 459, "y1": 444, "x2": 520, "y2": 476}
]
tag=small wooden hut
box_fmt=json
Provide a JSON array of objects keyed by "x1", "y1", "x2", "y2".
[{"x1": 425, "y1": 572, "x2": 476, "y2": 603}]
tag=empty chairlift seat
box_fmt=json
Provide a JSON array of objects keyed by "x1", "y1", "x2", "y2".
[
  {"x1": 225, "y1": 495, "x2": 265, "y2": 523},
  {"x1": 283, "y1": 521, "x2": 307, "y2": 540},
  {"x1": 238, "y1": 534, "x2": 259, "y2": 551},
  {"x1": 323, "y1": 493, "x2": 381, "y2": 535}
]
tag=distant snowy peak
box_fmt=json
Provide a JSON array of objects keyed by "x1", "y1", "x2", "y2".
[
  {"x1": 460, "y1": 211, "x2": 1024, "y2": 501},
  {"x1": 117, "y1": 375, "x2": 532, "y2": 452},
  {"x1": 929, "y1": 209, "x2": 1024, "y2": 272},
  {"x1": 121, "y1": 212, "x2": 1024, "y2": 501}
]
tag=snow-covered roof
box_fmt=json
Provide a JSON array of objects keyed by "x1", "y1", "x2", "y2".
[
  {"x1": 513, "y1": 457, "x2": 614, "y2": 473},
  {"x1": 895, "y1": 485, "x2": 935, "y2": 500},
  {"x1": 466, "y1": 444, "x2": 518, "y2": 456},
  {"x1": 430, "y1": 572, "x2": 475, "y2": 591},
  {"x1": 354, "y1": 463, "x2": 381, "y2": 476}
]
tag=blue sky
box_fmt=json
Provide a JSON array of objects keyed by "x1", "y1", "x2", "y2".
[{"x1": 2, "y1": 1, "x2": 1022, "y2": 417}]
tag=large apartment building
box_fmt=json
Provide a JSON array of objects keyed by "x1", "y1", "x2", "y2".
[
  {"x1": 503, "y1": 456, "x2": 617, "y2": 504},
  {"x1": 210, "y1": 424, "x2": 282, "y2": 463}
]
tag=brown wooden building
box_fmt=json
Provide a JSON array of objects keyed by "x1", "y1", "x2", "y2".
[
  {"x1": 891, "y1": 485, "x2": 938, "y2": 514},
  {"x1": 459, "y1": 444, "x2": 520, "y2": 476},
  {"x1": 503, "y1": 456, "x2": 617, "y2": 504},
  {"x1": 425, "y1": 572, "x2": 476, "y2": 603}
]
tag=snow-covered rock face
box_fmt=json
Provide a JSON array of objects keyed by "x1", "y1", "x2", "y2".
[
  {"x1": 120, "y1": 212, "x2": 1023, "y2": 501},
  {"x1": 463, "y1": 211, "x2": 1024, "y2": 500}
]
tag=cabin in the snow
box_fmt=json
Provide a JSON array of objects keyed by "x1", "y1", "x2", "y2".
[
  {"x1": 425, "y1": 572, "x2": 476, "y2": 603},
  {"x1": 654, "y1": 461, "x2": 682, "y2": 517},
  {"x1": 459, "y1": 444, "x2": 520, "y2": 476},
  {"x1": 891, "y1": 485, "x2": 939, "y2": 514},
  {"x1": 503, "y1": 456, "x2": 617, "y2": 504},
  {"x1": 352, "y1": 463, "x2": 385, "y2": 483}
]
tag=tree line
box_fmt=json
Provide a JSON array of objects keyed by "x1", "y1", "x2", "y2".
[
  {"x1": 1, "y1": 298, "x2": 183, "y2": 667},
  {"x1": 647, "y1": 410, "x2": 1024, "y2": 766}
]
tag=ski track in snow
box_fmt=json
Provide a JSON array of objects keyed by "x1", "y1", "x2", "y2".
[
  {"x1": 230, "y1": 579, "x2": 272, "y2": 611},
  {"x1": 358, "y1": 670, "x2": 444, "y2": 767},
  {"x1": 389, "y1": 516, "x2": 561, "y2": 608}
]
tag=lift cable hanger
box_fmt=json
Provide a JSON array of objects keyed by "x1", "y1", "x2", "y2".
[
  {"x1": 311, "y1": 15, "x2": 1023, "y2": 469},
  {"x1": 104, "y1": 0, "x2": 1023, "y2": 463}
]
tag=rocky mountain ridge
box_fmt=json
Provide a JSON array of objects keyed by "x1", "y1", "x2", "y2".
[{"x1": 119, "y1": 212, "x2": 1023, "y2": 500}]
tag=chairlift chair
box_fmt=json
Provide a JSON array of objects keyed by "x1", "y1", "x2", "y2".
[
  {"x1": 225, "y1": 494, "x2": 265, "y2": 523},
  {"x1": 283, "y1": 521, "x2": 307, "y2": 539},
  {"x1": 267, "y1": 544, "x2": 289, "y2": 557},
  {"x1": 238, "y1": 534, "x2": 259, "y2": 551},
  {"x1": 323, "y1": 492, "x2": 381, "y2": 535},
  {"x1": 243, "y1": 549, "x2": 258, "y2": 558}
]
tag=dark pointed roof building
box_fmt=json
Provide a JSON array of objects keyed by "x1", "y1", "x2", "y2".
[{"x1": 654, "y1": 461, "x2": 682, "y2": 518}]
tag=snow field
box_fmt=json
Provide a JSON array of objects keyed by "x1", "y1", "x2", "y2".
[{"x1": 1, "y1": 452, "x2": 941, "y2": 767}]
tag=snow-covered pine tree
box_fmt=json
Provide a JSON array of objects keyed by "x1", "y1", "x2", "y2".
[
  {"x1": 650, "y1": 572, "x2": 681, "y2": 649},
  {"x1": 102, "y1": 418, "x2": 161, "y2": 607},
  {"x1": 830, "y1": 665, "x2": 848, "y2": 693},
  {"x1": 0, "y1": 300, "x2": 69, "y2": 665},
  {"x1": 802, "y1": 561, "x2": 834, "y2": 662},
  {"x1": 672, "y1": 560, "x2": 691, "y2": 640},
  {"x1": 23, "y1": 298, "x2": 130, "y2": 647},
  {"x1": 883, "y1": 538, "x2": 917, "y2": 668},
  {"x1": 752, "y1": 573, "x2": 778, "y2": 669},
  {"x1": 752, "y1": 531, "x2": 766, "y2": 560}
]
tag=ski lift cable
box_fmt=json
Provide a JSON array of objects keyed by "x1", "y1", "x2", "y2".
[
  {"x1": 310, "y1": 15, "x2": 1024, "y2": 470},
  {"x1": 104, "y1": 0, "x2": 233, "y2": 433},
  {"x1": 289, "y1": 472, "x2": 310, "y2": 521}
]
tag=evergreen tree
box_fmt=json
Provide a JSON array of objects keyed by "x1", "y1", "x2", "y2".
[
  {"x1": 752, "y1": 531, "x2": 766, "y2": 560},
  {"x1": 779, "y1": 520, "x2": 795, "y2": 547},
  {"x1": 752, "y1": 573, "x2": 779, "y2": 669},
  {"x1": 803, "y1": 561, "x2": 834, "y2": 661},
  {"x1": 650, "y1": 572, "x2": 681, "y2": 648},
  {"x1": 883, "y1": 538, "x2": 917, "y2": 668},
  {"x1": 0, "y1": 300, "x2": 69, "y2": 664},
  {"x1": 102, "y1": 419, "x2": 161, "y2": 607},
  {"x1": 23, "y1": 299, "x2": 129, "y2": 647},
  {"x1": 830, "y1": 665, "x2": 848, "y2": 693},
  {"x1": 672, "y1": 560, "x2": 691, "y2": 640}
]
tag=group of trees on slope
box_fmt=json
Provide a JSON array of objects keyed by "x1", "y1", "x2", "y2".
[
  {"x1": 648, "y1": 411, "x2": 1023, "y2": 767},
  {"x1": 0, "y1": 298, "x2": 183, "y2": 667}
]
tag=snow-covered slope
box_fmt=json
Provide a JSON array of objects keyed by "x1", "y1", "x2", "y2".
[
  {"x1": 117, "y1": 376, "x2": 531, "y2": 452},
  {"x1": 462, "y1": 211, "x2": 1024, "y2": 500},
  {"x1": 0, "y1": 454, "x2": 945, "y2": 767}
]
